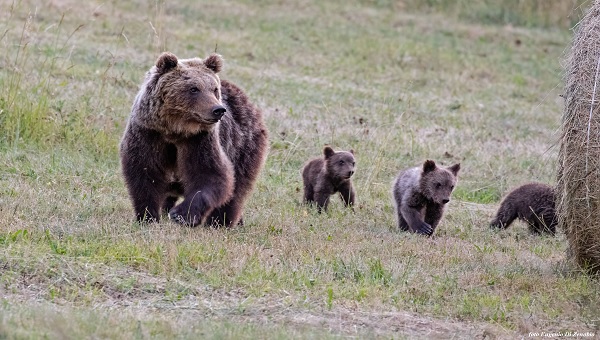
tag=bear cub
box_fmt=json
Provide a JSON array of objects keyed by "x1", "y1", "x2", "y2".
[
  {"x1": 119, "y1": 52, "x2": 268, "y2": 227},
  {"x1": 392, "y1": 160, "x2": 460, "y2": 236},
  {"x1": 302, "y1": 146, "x2": 356, "y2": 212},
  {"x1": 490, "y1": 182, "x2": 556, "y2": 235}
]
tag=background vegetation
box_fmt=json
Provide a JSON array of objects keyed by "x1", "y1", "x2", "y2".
[{"x1": 0, "y1": 0, "x2": 597, "y2": 338}]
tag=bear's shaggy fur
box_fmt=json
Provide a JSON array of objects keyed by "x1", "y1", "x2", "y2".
[
  {"x1": 490, "y1": 182, "x2": 556, "y2": 235},
  {"x1": 392, "y1": 160, "x2": 460, "y2": 236},
  {"x1": 302, "y1": 146, "x2": 356, "y2": 212},
  {"x1": 119, "y1": 52, "x2": 268, "y2": 227}
]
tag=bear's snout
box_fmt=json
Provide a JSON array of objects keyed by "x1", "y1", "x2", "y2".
[
  {"x1": 348, "y1": 170, "x2": 354, "y2": 177},
  {"x1": 212, "y1": 105, "x2": 226, "y2": 120},
  {"x1": 442, "y1": 198, "x2": 450, "y2": 204}
]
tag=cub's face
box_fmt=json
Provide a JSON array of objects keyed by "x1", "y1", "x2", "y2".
[
  {"x1": 152, "y1": 53, "x2": 226, "y2": 136},
  {"x1": 324, "y1": 147, "x2": 356, "y2": 180},
  {"x1": 420, "y1": 160, "x2": 460, "y2": 205}
]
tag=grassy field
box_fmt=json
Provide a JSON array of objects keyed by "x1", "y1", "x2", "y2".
[{"x1": 0, "y1": 0, "x2": 598, "y2": 338}]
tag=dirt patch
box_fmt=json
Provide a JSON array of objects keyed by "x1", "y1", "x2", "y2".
[
  {"x1": 84, "y1": 276, "x2": 513, "y2": 339},
  {"x1": 1, "y1": 257, "x2": 512, "y2": 338}
]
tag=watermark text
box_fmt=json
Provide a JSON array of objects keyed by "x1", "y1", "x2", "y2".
[{"x1": 528, "y1": 331, "x2": 595, "y2": 338}]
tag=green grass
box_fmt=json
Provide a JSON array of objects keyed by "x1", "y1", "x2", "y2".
[
  {"x1": 401, "y1": 0, "x2": 588, "y2": 28},
  {"x1": 1, "y1": 0, "x2": 599, "y2": 338}
]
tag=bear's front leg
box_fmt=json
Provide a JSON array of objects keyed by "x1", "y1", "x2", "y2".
[
  {"x1": 169, "y1": 174, "x2": 234, "y2": 226},
  {"x1": 424, "y1": 203, "x2": 445, "y2": 232},
  {"x1": 303, "y1": 183, "x2": 315, "y2": 205},
  {"x1": 313, "y1": 179, "x2": 334, "y2": 213},
  {"x1": 130, "y1": 181, "x2": 166, "y2": 223},
  {"x1": 120, "y1": 129, "x2": 169, "y2": 223},
  {"x1": 396, "y1": 209, "x2": 410, "y2": 231},
  {"x1": 337, "y1": 182, "x2": 355, "y2": 208},
  {"x1": 489, "y1": 201, "x2": 518, "y2": 230},
  {"x1": 400, "y1": 204, "x2": 433, "y2": 236},
  {"x1": 169, "y1": 190, "x2": 210, "y2": 226},
  {"x1": 169, "y1": 136, "x2": 235, "y2": 227},
  {"x1": 314, "y1": 191, "x2": 332, "y2": 213}
]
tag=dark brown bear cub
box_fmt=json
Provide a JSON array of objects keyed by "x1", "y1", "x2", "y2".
[
  {"x1": 302, "y1": 146, "x2": 356, "y2": 212},
  {"x1": 392, "y1": 160, "x2": 460, "y2": 236},
  {"x1": 490, "y1": 182, "x2": 556, "y2": 235},
  {"x1": 119, "y1": 52, "x2": 268, "y2": 227}
]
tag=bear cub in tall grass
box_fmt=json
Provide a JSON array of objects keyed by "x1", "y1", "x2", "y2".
[
  {"x1": 302, "y1": 146, "x2": 356, "y2": 212},
  {"x1": 392, "y1": 160, "x2": 460, "y2": 236},
  {"x1": 490, "y1": 182, "x2": 556, "y2": 235},
  {"x1": 119, "y1": 52, "x2": 268, "y2": 227}
]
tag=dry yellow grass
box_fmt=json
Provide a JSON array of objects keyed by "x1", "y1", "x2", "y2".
[{"x1": 558, "y1": 0, "x2": 600, "y2": 274}]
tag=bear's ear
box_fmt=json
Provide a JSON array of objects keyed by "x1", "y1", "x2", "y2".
[
  {"x1": 447, "y1": 163, "x2": 461, "y2": 176},
  {"x1": 156, "y1": 52, "x2": 178, "y2": 74},
  {"x1": 423, "y1": 160, "x2": 437, "y2": 173},
  {"x1": 323, "y1": 146, "x2": 335, "y2": 159},
  {"x1": 204, "y1": 53, "x2": 223, "y2": 73},
  {"x1": 349, "y1": 149, "x2": 355, "y2": 155}
]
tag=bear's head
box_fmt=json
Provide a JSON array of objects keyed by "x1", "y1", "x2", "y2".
[
  {"x1": 419, "y1": 160, "x2": 460, "y2": 205},
  {"x1": 146, "y1": 52, "x2": 227, "y2": 137},
  {"x1": 324, "y1": 146, "x2": 355, "y2": 181}
]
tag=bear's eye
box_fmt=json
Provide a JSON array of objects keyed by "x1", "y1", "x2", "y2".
[
  {"x1": 338, "y1": 160, "x2": 344, "y2": 165},
  {"x1": 190, "y1": 87, "x2": 200, "y2": 94},
  {"x1": 213, "y1": 88, "x2": 219, "y2": 97},
  {"x1": 450, "y1": 185, "x2": 454, "y2": 190},
  {"x1": 436, "y1": 182, "x2": 442, "y2": 188}
]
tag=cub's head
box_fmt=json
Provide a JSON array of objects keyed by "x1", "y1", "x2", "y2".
[
  {"x1": 146, "y1": 52, "x2": 226, "y2": 136},
  {"x1": 419, "y1": 160, "x2": 460, "y2": 205},
  {"x1": 324, "y1": 146, "x2": 356, "y2": 181}
]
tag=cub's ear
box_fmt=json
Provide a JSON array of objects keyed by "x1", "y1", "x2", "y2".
[
  {"x1": 156, "y1": 52, "x2": 178, "y2": 74},
  {"x1": 422, "y1": 159, "x2": 437, "y2": 173},
  {"x1": 323, "y1": 146, "x2": 335, "y2": 159},
  {"x1": 204, "y1": 53, "x2": 223, "y2": 73},
  {"x1": 447, "y1": 163, "x2": 461, "y2": 176},
  {"x1": 349, "y1": 149, "x2": 355, "y2": 155}
]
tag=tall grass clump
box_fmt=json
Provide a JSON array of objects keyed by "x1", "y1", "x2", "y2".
[
  {"x1": 399, "y1": 0, "x2": 588, "y2": 28},
  {"x1": 0, "y1": 8, "x2": 46, "y2": 146},
  {"x1": 0, "y1": 3, "x2": 113, "y2": 154},
  {"x1": 557, "y1": 1, "x2": 600, "y2": 274}
]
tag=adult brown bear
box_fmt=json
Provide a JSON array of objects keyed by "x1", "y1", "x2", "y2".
[{"x1": 120, "y1": 52, "x2": 268, "y2": 227}]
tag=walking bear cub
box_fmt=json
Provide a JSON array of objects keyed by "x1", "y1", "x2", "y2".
[
  {"x1": 490, "y1": 182, "x2": 556, "y2": 235},
  {"x1": 302, "y1": 146, "x2": 356, "y2": 212},
  {"x1": 392, "y1": 160, "x2": 460, "y2": 236},
  {"x1": 119, "y1": 52, "x2": 268, "y2": 227}
]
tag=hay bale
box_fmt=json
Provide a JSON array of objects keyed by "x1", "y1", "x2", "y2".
[{"x1": 558, "y1": 1, "x2": 600, "y2": 273}]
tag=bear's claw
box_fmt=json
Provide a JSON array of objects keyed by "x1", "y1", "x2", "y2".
[
  {"x1": 168, "y1": 211, "x2": 198, "y2": 227},
  {"x1": 417, "y1": 222, "x2": 434, "y2": 236}
]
